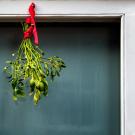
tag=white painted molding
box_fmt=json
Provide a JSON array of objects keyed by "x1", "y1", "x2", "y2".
[{"x1": 0, "y1": 1, "x2": 134, "y2": 15}]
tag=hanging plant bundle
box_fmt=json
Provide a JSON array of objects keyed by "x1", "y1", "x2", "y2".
[{"x1": 3, "y1": 3, "x2": 66, "y2": 104}]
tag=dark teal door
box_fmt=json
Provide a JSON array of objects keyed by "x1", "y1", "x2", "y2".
[{"x1": 0, "y1": 22, "x2": 120, "y2": 135}]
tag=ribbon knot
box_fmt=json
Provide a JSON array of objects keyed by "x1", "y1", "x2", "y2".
[{"x1": 24, "y1": 3, "x2": 39, "y2": 45}]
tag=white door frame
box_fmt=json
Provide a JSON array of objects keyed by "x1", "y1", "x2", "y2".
[{"x1": 1, "y1": 1, "x2": 135, "y2": 135}]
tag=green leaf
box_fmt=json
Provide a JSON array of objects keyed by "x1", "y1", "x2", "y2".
[
  {"x1": 16, "y1": 89, "x2": 25, "y2": 97},
  {"x1": 56, "y1": 71, "x2": 60, "y2": 77},
  {"x1": 6, "y1": 61, "x2": 12, "y2": 64},
  {"x1": 33, "y1": 90, "x2": 41, "y2": 105}
]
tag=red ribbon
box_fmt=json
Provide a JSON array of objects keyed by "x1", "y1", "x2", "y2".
[{"x1": 24, "y1": 3, "x2": 39, "y2": 45}]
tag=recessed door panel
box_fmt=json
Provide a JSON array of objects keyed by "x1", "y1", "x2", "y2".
[{"x1": 0, "y1": 22, "x2": 120, "y2": 135}]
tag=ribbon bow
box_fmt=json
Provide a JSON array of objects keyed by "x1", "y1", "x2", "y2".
[{"x1": 24, "y1": 3, "x2": 39, "y2": 45}]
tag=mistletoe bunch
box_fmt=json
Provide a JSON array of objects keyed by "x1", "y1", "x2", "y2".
[{"x1": 3, "y1": 3, "x2": 65, "y2": 104}]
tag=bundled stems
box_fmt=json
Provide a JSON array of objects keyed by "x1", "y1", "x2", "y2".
[{"x1": 3, "y1": 23, "x2": 66, "y2": 105}]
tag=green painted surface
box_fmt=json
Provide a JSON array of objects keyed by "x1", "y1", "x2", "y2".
[{"x1": 0, "y1": 22, "x2": 120, "y2": 135}]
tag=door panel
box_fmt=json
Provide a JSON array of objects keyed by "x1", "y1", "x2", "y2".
[{"x1": 0, "y1": 22, "x2": 120, "y2": 135}]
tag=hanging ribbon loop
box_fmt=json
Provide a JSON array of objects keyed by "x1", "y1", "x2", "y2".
[{"x1": 24, "y1": 3, "x2": 39, "y2": 45}]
